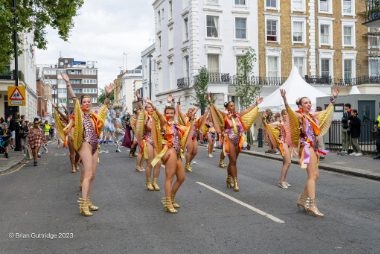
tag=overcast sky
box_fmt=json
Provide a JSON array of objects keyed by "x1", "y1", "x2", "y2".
[{"x1": 36, "y1": 0, "x2": 154, "y2": 89}]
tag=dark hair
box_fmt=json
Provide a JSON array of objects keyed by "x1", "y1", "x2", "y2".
[
  {"x1": 344, "y1": 103, "x2": 351, "y2": 108},
  {"x1": 352, "y1": 109, "x2": 358, "y2": 114},
  {"x1": 296, "y1": 97, "x2": 308, "y2": 106},
  {"x1": 164, "y1": 105, "x2": 175, "y2": 114},
  {"x1": 80, "y1": 95, "x2": 91, "y2": 104},
  {"x1": 316, "y1": 106, "x2": 322, "y2": 112},
  {"x1": 224, "y1": 101, "x2": 233, "y2": 108},
  {"x1": 281, "y1": 109, "x2": 287, "y2": 116}
]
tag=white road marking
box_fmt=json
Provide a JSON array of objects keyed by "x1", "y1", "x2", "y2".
[{"x1": 196, "y1": 181, "x2": 285, "y2": 224}]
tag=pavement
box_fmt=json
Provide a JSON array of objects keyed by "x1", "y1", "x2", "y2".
[
  {"x1": 0, "y1": 150, "x2": 27, "y2": 174},
  {"x1": 0, "y1": 144, "x2": 379, "y2": 253}
]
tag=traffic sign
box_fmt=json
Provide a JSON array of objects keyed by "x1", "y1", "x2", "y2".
[{"x1": 8, "y1": 86, "x2": 26, "y2": 106}]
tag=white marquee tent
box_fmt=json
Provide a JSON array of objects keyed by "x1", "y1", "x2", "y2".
[{"x1": 259, "y1": 67, "x2": 328, "y2": 112}]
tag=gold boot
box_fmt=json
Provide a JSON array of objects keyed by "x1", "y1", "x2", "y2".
[
  {"x1": 152, "y1": 178, "x2": 160, "y2": 191},
  {"x1": 185, "y1": 162, "x2": 192, "y2": 172},
  {"x1": 171, "y1": 194, "x2": 180, "y2": 209},
  {"x1": 233, "y1": 177, "x2": 240, "y2": 192},
  {"x1": 87, "y1": 198, "x2": 99, "y2": 211},
  {"x1": 226, "y1": 175, "x2": 234, "y2": 188},
  {"x1": 304, "y1": 197, "x2": 324, "y2": 217},
  {"x1": 219, "y1": 159, "x2": 226, "y2": 168},
  {"x1": 78, "y1": 198, "x2": 93, "y2": 217},
  {"x1": 161, "y1": 197, "x2": 177, "y2": 214},
  {"x1": 297, "y1": 193, "x2": 307, "y2": 210},
  {"x1": 146, "y1": 180, "x2": 154, "y2": 191}
]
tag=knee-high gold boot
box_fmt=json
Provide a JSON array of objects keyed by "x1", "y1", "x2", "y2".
[
  {"x1": 305, "y1": 197, "x2": 324, "y2": 217},
  {"x1": 78, "y1": 198, "x2": 93, "y2": 217},
  {"x1": 161, "y1": 197, "x2": 178, "y2": 213}
]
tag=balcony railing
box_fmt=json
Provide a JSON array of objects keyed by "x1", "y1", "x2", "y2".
[
  {"x1": 208, "y1": 72, "x2": 231, "y2": 84},
  {"x1": 365, "y1": 0, "x2": 380, "y2": 25},
  {"x1": 177, "y1": 77, "x2": 190, "y2": 89},
  {"x1": 0, "y1": 70, "x2": 24, "y2": 81}
]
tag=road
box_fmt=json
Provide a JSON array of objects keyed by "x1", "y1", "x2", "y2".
[{"x1": 0, "y1": 144, "x2": 379, "y2": 254}]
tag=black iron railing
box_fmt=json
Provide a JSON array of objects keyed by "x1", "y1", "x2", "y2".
[
  {"x1": 326, "y1": 120, "x2": 377, "y2": 153},
  {"x1": 365, "y1": 0, "x2": 380, "y2": 25},
  {"x1": 177, "y1": 77, "x2": 190, "y2": 89},
  {"x1": 208, "y1": 72, "x2": 231, "y2": 84},
  {"x1": 0, "y1": 70, "x2": 24, "y2": 81}
]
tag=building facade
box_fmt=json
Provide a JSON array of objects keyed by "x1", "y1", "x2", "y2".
[
  {"x1": 152, "y1": 0, "x2": 259, "y2": 110},
  {"x1": 41, "y1": 58, "x2": 98, "y2": 112},
  {"x1": 141, "y1": 44, "x2": 156, "y2": 101},
  {"x1": 0, "y1": 32, "x2": 37, "y2": 121},
  {"x1": 116, "y1": 66, "x2": 143, "y2": 112}
]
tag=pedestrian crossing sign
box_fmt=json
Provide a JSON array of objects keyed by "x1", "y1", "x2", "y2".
[{"x1": 7, "y1": 86, "x2": 26, "y2": 106}]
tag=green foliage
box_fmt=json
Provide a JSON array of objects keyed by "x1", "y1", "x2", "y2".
[
  {"x1": 194, "y1": 67, "x2": 209, "y2": 114},
  {"x1": 235, "y1": 47, "x2": 260, "y2": 109},
  {"x1": 98, "y1": 88, "x2": 114, "y2": 104},
  {"x1": 0, "y1": 0, "x2": 84, "y2": 65}
]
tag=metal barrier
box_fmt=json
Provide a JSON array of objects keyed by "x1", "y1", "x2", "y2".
[{"x1": 326, "y1": 120, "x2": 377, "y2": 153}]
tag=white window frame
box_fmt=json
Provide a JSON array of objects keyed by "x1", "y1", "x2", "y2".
[
  {"x1": 291, "y1": 0, "x2": 305, "y2": 12},
  {"x1": 342, "y1": 51, "x2": 357, "y2": 80},
  {"x1": 341, "y1": 0, "x2": 355, "y2": 16},
  {"x1": 234, "y1": 0, "x2": 247, "y2": 7},
  {"x1": 319, "y1": 50, "x2": 334, "y2": 79},
  {"x1": 291, "y1": 17, "x2": 306, "y2": 44},
  {"x1": 264, "y1": 0, "x2": 280, "y2": 11},
  {"x1": 292, "y1": 48, "x2": 307, "y2": 77},
  {"x1": 207, "y1": 54, "x2": 221, "y2": 73},
  {"x1": 266, "y1": 48, "x2": 281, "y2": 77},
  {"x1": 369, "y1": 58, "x2": 380, "y2": 76},
  {"x1": 318, "y1": 19, "x2": 333, "y2": 47},
  {"x1": 235, "y1": 17, "x2": 248, "y2": 40},
  {"x1": 265, "y1": 15, "x2": 281, "y2": 43},
  {"x1": 318, "y1": 0, "x2": 332, "y2": 14},
  {"x1": 183, "y1": 16, "x2": 189, "y2": 42},
  {"x1": 206, "y1": 15, "x2": 220, "y2": 38},
  {"x1": 342, "y1": 21, "x2": 356, "y2": 48}
]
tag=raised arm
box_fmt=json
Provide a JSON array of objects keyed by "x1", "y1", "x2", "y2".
[
  {"x1": 176, "y1": 97, "x2": 188, "y2": 125},
  {"x1": 52, "y1": 103, "x2": 69, "y2": 122},
  {"x1": 240, "y1": 97, "x2": 263, "y2": 117},
  {"x1": 61, "y1": 73, "x2": 76, "y2": 100}
]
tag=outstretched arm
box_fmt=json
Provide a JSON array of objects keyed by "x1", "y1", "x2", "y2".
[
  {"x1": 240, "y1": 97, "x2": 263, "y2": 117},
  {"x1": 314, "y1": 88, "x2": 339, "y2": 117},
  {"x1": 61, "y1": 73, "x2": 76, "y2": 100}
]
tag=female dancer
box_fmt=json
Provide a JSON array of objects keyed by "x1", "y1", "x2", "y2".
[
  {"x1": 206, "y1": 114, "x2": 216, "y2": 158},
  {"x1": 130, "y1": 108, "x2": 145, "y2": 171},
  {"x1": 135, "y1": 99, "x2": 161, "y2": 191},
  {"x1": 209, "y1": 95, "x2": 263, "y2": 192},
  {"x1": 149, "y1": 97, "x2": 194, "y2": 213},
  {"x1": 177, "y1": 100, "x2": 200, "y2": 172},
  {"x1": 62, "y1": 73, "x2": 113, "y2": 217},
  {"x1": 264, "y1": 110, "x2": 293, "y2": 189},
  {"x1": 280, "y1": 88, "x2": 339, "y2": 217}
]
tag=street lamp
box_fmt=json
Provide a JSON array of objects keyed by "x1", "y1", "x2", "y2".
[{"x1": 147, "y1": 54, "x2": 152, "y2": 100}]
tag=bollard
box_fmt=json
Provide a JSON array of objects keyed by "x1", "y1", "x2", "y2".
[{"x1": 258, "y1": 128, "x2": 263, "y2": 148}]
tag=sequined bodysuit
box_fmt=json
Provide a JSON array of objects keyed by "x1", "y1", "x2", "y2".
[{"x1": 83, "y1": 113, "x2": 98, "y2": 154}]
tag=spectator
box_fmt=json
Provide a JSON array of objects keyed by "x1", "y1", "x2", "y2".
[
  {"x1": 18, "y1": 118, "x2": 29, "y2": 156},
  {"x1": 28, "y1": 118, "x2": 45, "y2": 166},
  {"x1": 1, "y1": 123, "x2": 12, "y2": 158},
  {"x1": 7, "y1": 115, "x2": 16, "y2": 149},
  {"x1": 375, "y1": 112, "x2": 380, "y2": 160},
  {"x1": 349, "y1": 109, "x2": 362, "y2": 156},
  {"x1": 42, "y1": 120, "x2": 50, "y2": 154},
  {"x1": 340, "y1": 103, "x2": 352, "y2": 155}
]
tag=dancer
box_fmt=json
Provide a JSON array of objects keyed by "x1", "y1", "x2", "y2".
[
  {"x1": 280, "y1": 88, "x2": 339, "y2": 217},
  {"x1": 150, "y1": 96, "x2": 194, "y2": 213},
  {"x1": 112, "y1": 104, "x2": 127, "y2": 153},
  {"x1": 209, "y1": 95, "x2": 263, "y2": 192},
  {"x1": 206, "y1": 113, "x2": 216, "y2": 158},
  {"x1": 264, "y1": 110, "x2": 293, "y2": 189},
  {"x1": 135, "y1": 98, "x2": 161, "y2": 191},
  {"x1": 130, "y1": 108, "x2": 144, "y2": 171},
  {"x1": 62, "y1": 73, "x2": 113, "y2": 217}
]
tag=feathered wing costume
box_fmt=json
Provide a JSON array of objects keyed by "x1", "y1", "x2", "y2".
[
  {"x1": 264, "y1": 114, "x2": 294, "y2": 157},
  {"x1": 72, "y1": 99, "x2": 108, "y2": 151},
  {"x1": 209, "y1": 103, "x2": 259, "y2": 155},
  {"x1": 285, "y1": 103, "x2": 334, "y2": 168}
]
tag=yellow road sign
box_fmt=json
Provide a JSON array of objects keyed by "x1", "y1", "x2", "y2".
[{"x1": 7, "y1": 86, "x2": 26, "y2": 106}]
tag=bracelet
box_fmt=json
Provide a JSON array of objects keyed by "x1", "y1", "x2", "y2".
[{"x1": 329, "y1": 96, "x2": 336, "y2": 103}]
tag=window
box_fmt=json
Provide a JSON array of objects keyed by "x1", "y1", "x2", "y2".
[
  {"x1": 158, "y1": 11, "x2": 161, "y2": 26},
  {"x1": 91, "y1": 97, "x2": 97, "y2": 103},
  {"x1": 369, "y1": 58, "x2": 380, "y2": 76},
  {"x1": 185, "y1": 56, "x2": 190, "y2": 80},
  {"x1": 294, "y1": 57, "x2": 305, "y2": 77},
  {"x1": 343, "y1": 26, "x2": 353, "y2": 46},
  {"x1": 266, "y1": 19, "x2": 278, "y2": 42},
  {"x1": 235, "y1": 18, "x2": 247, "y2": 39},
  {"x1": 292, "y1": 0, "x2": 304, "y2": 11},
  {"x1": 235, "y1": 0, "x2": 246, "y2": 5},
  {"x1": 293, "y1": 21, "x2": 304, "y2": 43},
  {"x1": 184, "y1": 17, "x2": 189, "y2": 41},
  {"x1": 342, "y1": 0, "x2": 353, "y2": 15},
  {"x1": 267, "y1": 56, "x2": 279, "y2": 77},
  {"x1": 266, "y1": 0, "x2": 277, "y2": 8},
  {"x1": 369, "y1": 35, "x2": 380, "y2": 49},
  {"x1": 319, "y1": 0, "x2": 330, "y2": 12},
  {"x1": 169, "y1": 1, "x2": 173, "y2": 19},
  {"x1": 206, "y1": 15, "x2": 219, "y2": 38},
  {"x1": 158, "y1": 35, "x2": 162, "y2": 49},
  {"x1": 207, "y1": 0, "x2": 218, "y2": 3},
  {"x1": 320, "y1": 24, "x2": 330, "y2": 45},
  {"x1": 321, "y1": 58, "x2": 331, "y2": 78},
  {"x1": 344, "y1": 59, "x2": 353, "y2": 80},
  {"x1": 207, "y1": 54, "x2": 219, "y2": 73}
]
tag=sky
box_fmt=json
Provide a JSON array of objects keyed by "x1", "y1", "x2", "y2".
[{"x1": 36, "y1": 0, "x2": 155, "y2": 89}]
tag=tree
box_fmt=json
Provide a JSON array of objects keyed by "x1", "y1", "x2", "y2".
[
  {"x1": 0, "y1": 0, "x2": 84, "y2": 68},
  {"x1": 98, "y1": 88, "x2": 114, "y2": 104},
  {"x1": 235, "y1": 47, "x2": 261, "y2": 147},
  {"x1": 193, "y1": 67, "x2": 209, "y2": 114}
]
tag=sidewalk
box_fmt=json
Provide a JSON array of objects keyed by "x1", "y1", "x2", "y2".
[
  {"x1": 201, "y1": 142, "x2": 380, "y2": 181},
  {"x1": 0, "y1": 150, "x2": 27, "y2": 174}
]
